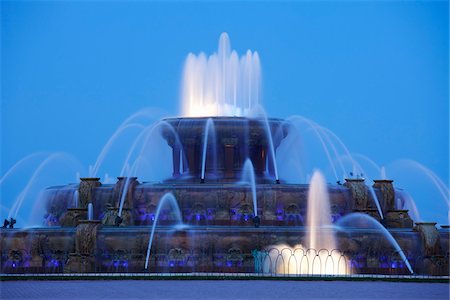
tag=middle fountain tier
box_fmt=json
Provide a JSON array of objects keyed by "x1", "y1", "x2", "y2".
[{"x1": 162, "y1": 117, "x2": 288, "y2": 183}]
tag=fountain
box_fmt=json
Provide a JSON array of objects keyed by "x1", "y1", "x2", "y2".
[{"x1": 0, "y1": 33, "x2": 448, "y2": 276}]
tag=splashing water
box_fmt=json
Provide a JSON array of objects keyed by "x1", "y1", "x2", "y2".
[
  {"x1": 263, "y1": 170, "x2": 349, "y2": 275},
  {"x1": 181, "y1": 32, "x2": 261, "y2": 117},
  {"x1": 307, "y1": 170, "x2": 336, "y2": 251}
]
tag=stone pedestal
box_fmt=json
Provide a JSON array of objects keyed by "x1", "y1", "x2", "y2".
[
  {"x1": 59, "y1": 208, "x2": 88, "y2": 227},
  {"x1": 78, "y1": 178, "x2": 101, "y2": 209},
  {"x1": 114, "y1": 177, "x2": 138, "y2": 206},
  {"x1": 373, "y1": 180, "x2": 395, "y2": 215},
  {"x1": 64, "y1": 220, "x2": 101, "y2": 273},
  {"x1": 415, "y1": 222, "x2": 441, "y2": 256},
  {"x1": 344, "y1": 178, "x2": 368, "y2": 211},
  {"x1": 384, "y1": 210, "x2": 414, "y2": 228}
]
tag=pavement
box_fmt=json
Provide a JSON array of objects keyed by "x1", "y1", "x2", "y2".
[{"x1": 1, "y1": 280, "x2": 449, "y2": 300}]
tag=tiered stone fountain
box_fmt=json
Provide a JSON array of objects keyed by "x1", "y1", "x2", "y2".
[{"x1": 1, "y1": 33, "x2": 448, "y2": 276}]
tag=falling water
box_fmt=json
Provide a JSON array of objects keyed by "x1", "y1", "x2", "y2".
[
  {"x1": 73, "y1": 190, "x2": 79, "y2": 208},
  {"x1": 90, "y1": 123, "x2": 145, "y2": 177},
  {"x1": 396, "y1": 190, "x2": 422, "y2": 223},
  {"x1": 368, "y1": 185, "x2": 384, "y2": 220},
  {"x1": 286, "y1": 116, "x2": 340, "y2": 181},
  {"x1": 0, "y1": 152, "x2": 49, "y2": 185},
  {"x1": 90, "y1": 108, "x2": 165, "y2": 177},
  {"x1": 119, "y1": 120, "x2": 185, "y2": 179},
  {"x1": 181, "y1": 32, "x2": 261, "y2": 117},
  {"x1": 118, "y1": 177, "x2": 131, "y2": 217},
  {"x1": 336, "y1": 213, "x2": 414, "y2": 274},
  {"x1": 7, "y1": 153, "x2": 82, "y2": 222},
  {"x1": 307, "y1": 170, "x2": 336, "y2": 251},
  {"x1": 144, "y1": 193, "x2": 183, "y2": 270},
  {"x1": 87, "y1": 203, "x2": 94, "y2": 221},
  {"x1": 241, "y1": 159, "x2": 258, "y2": 217},
  {"x1": 201, "y1": 118, "x2": 216, "y2": 181}
]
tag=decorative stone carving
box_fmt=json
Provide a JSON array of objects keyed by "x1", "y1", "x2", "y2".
[
  {"x1": 192, "y1": 203, "x2": 206, "y2": 219},
  {"x1": 60, "y1": 208, "x2": 87, "y2": 227},
  {"x1": 285, "y1": 203, "x2": 300, "y2": 216},
  {"x1": 262, "y1": 191, "x2": 276, "y2": 221},
  {"x1": 226, "y1": 247, "x2": 243, "y2": 264},
  {"x1": 64, "y1": 220, "x2": 101, "y2": 273},
  {"x1": 168, "y1": 248, "x2": 186, "y2": 264},
  {"x1": 415, "y1": 222, "x2": 442, "y2": 257},
  {"x1": 384, "y1": 210, "x2": 414, "y2": 228},
  {"x1": 344, "y1": 179, "x2": 368, "y2": 211},
  {"x1": 238, "y1": 203, "x2": 253, "y2": 216},
  {"x1": 373, "y1": 180, "x2": 395, "y2": 213},
  {"x1": 216, "y1": 191, "x2": 230, "y2": 220},
  {"x1": 102, "y1": 206, "x2": 132, "y2": 226},
  {"x1": 75, "y1": 220, "x2": 101, "y2": 256},
  {"x1": 78, "y1": 178, "x2": 101, "y2": 209},
  {"x1": 64, "y1": 254, "x2": 96, "y2": 273}
]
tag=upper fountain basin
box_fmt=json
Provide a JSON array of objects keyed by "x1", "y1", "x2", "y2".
[{"x1": 161, "y1": 117, "x2": 289, "y2": 183}]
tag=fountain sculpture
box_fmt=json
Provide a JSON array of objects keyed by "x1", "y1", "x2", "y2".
[{"x1": 1, "y1": 33, "x2": 448, "y2": 276}]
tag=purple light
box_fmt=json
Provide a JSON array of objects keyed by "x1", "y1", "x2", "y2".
[
  {"x1": 226, "y1": 261, "x2": 233, "y2": 267},
  {"x1": 49, "y1": 259, "x2": 59, "y2": 267},
  {"x1": 12, "y1": 263, "x2": 16, "y2": 268}
]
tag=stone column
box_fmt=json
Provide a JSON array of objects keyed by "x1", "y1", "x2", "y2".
[
  {"x1": 267, "y1": 149, "x2": 275, "y2": 178},
  {"x1": 172, "y1": 146, "x2": 181, "y2": 177},
  {"x1": 78, "y1": 178, "x2": 101, "y2": 209},
  {"x1": 344, "y1": 178, "x2": 368, "y2": 211}
]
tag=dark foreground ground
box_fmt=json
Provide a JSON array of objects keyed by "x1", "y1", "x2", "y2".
[{"x1": 0, "y1": 280, "x2": 449, "y2": 300}]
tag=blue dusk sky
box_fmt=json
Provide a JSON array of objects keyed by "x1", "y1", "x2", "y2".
[{"x1": 1, "y1": 1, "x2": 449, "y2": 224}]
